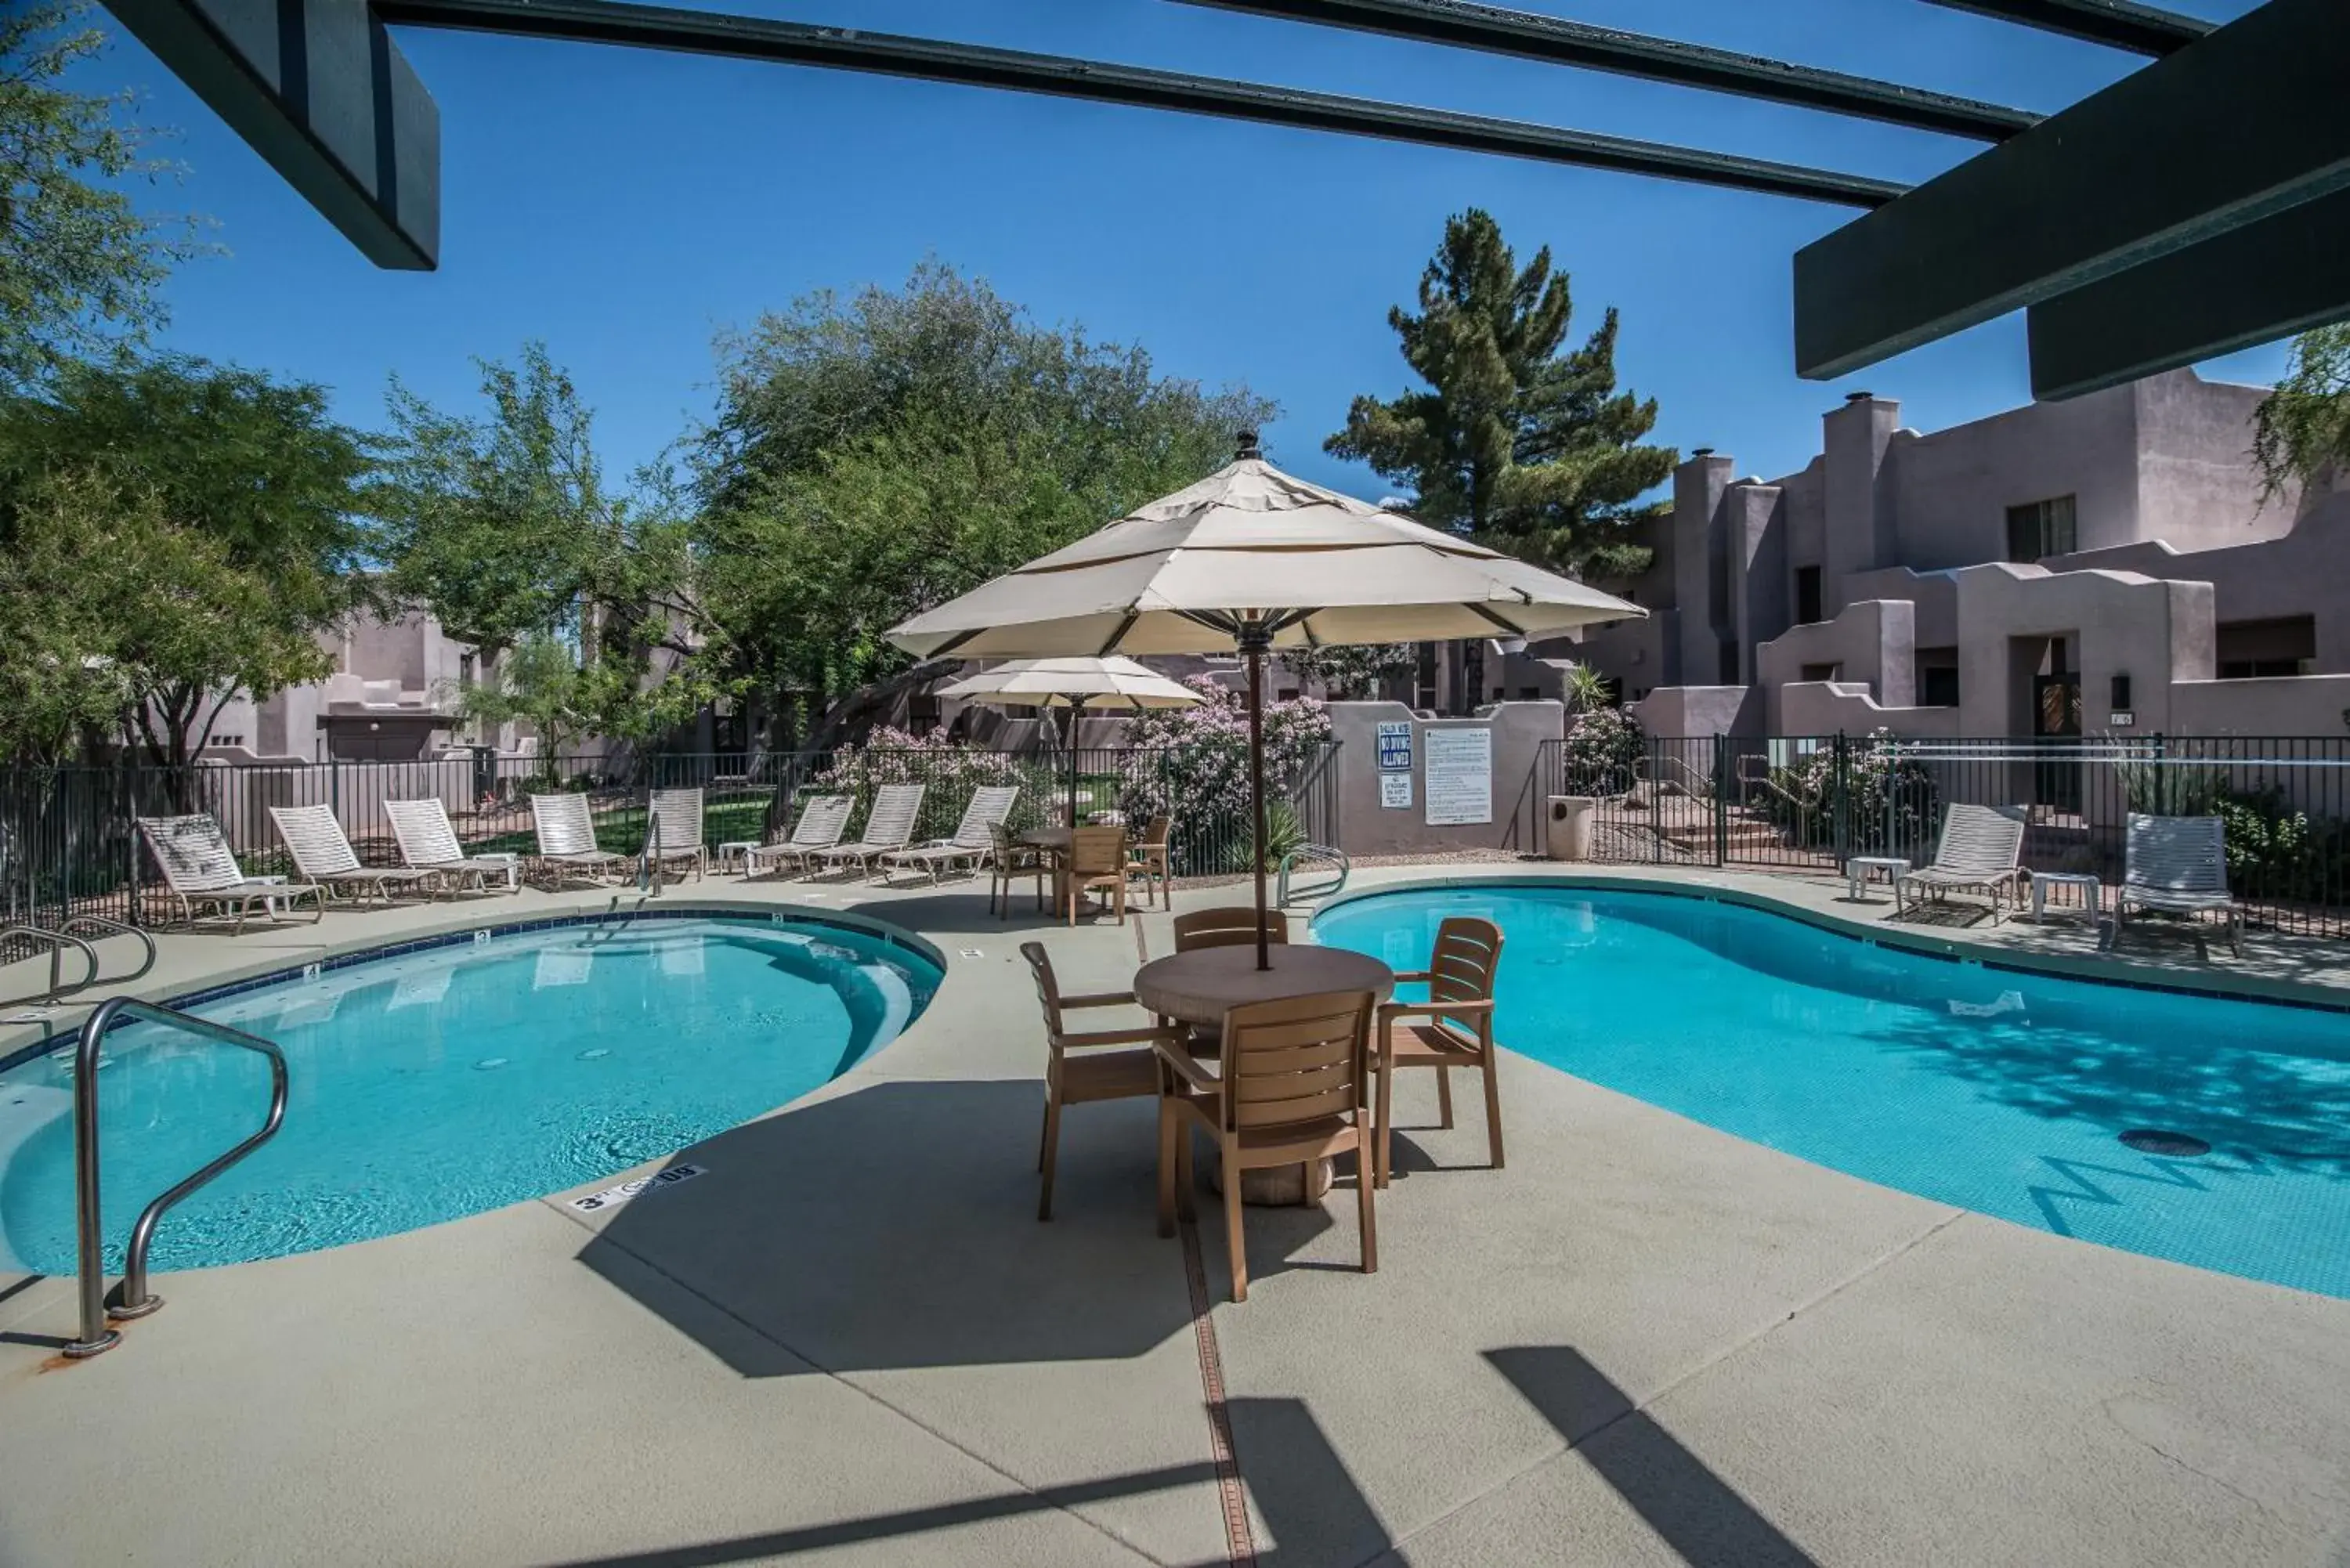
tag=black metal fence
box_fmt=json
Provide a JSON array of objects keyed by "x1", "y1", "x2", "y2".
[
  {"x1": 1530, "y1": 732, "x2": 2350, "y2": 938},
  {"x1": 0, "y1": 742, "x2": 1343, "y2": 941}
]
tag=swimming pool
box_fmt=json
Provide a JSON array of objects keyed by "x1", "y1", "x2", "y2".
[
  {"x1": 1314, "y1": 885, "x2": 2350, "y2": 1299},
  {"x1": 0, "y1": 914, "x2": 940, "y2": 1276}
]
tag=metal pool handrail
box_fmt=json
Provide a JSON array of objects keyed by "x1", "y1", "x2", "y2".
[
  {"x1": 63, "y1": 996, "x2": 290, "y2": 1360},
  {"x1": 0, "y1": 925, "x2": 98, "y2": 1003},
  {"x1": 60, "y1": 913, "x2": 158, "y2": 990}
]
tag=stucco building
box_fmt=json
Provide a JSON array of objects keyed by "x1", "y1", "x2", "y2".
[{"x1": 1563, "y1": 369, "x2": 2350, "y2": 743}]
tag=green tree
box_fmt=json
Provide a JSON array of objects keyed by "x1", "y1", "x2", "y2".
[
  {"x1": 1328, "y1": 209, "x2": 1674, "y2": 708},
  {"x1": 0, "y1": 355, "x2": 370, "y2": 766},
  {"x1": 443, "y1": 633, "x2": 645, "y2": 782},
  {"x1": 1, "y1": 2, "x2": 205, "y2": 390},
  {"x1": 2254, "y1": 324, "x2": 2350, "y2": 504},
  {"x1": 374, "y1": 344, "x2": 721, "y2": 744},
  {"x1": 696, "y1": 263, "x2": 1273, "y2": 748},
  {"x1": 0, "y1": 467, "x2": 333, "y2": 768}
]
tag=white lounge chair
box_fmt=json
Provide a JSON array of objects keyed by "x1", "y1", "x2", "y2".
[
  {"x1": 812, "y1": 784, "x2": 926, "y2": 880},
  {"x1": 645, "y1": 787, "x2": 707, "y2": 880},
  {"x1": 384, "y1": 798, "x2": 519, "y2": 894},
  {"x1": 269, "y1": 804, "x2": 438, "y2": 908},
  {"x1": 742, "y1": 794, "x2": 854, "y2": 878},
  {"x1": 2110, "y1": 813, "x2": 2242, "y2": 957},
  {"x1": 529, "y1": 793, "x2": 627, "y2": 886},
  {"x1": 880, "y1": 785, "x2": 1021, "y2": 883},
  {"x1": 1893, "y1": 804, "x2": 2027, "y2": 923},
  {"x1": 136, "y1": 814, "x2": 324, "y2": 933}
]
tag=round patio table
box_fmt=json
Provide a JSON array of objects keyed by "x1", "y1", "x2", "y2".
[
  {"x1": 1020, "y1": 827, "x2": 1072, "y2": 852},
  {"x1": 1132, "y1": 945, "x2": 1394, "y2": 1207}
]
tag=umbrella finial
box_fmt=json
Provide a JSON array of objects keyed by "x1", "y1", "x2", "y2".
[{"x1": 1235, "y1": 429, "x2": 1262, "y2": 462}]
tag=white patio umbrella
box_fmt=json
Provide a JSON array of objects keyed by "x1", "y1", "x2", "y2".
[
  {"x1": 891, "y1": 435, "x2": 1647, "y2": 966},
  {"x1": 935, "y1": 656, "x2": 1202, "y2": 825}
]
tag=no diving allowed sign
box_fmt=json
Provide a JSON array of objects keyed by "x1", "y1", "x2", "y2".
[{"x1": 569, "y1": 1162, "x2": 706, "y2": 1213}]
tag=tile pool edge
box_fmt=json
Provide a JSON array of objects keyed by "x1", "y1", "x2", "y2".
[
  {"x1": 1313, "y1": 869, "x2": 2350, "y2": 1017},
  {"x1": 0, "y1": 901, "x2": 949, "y2": 1076}
]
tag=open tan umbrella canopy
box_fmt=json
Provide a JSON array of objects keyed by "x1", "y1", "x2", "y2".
[
  {"x1": 891, "y1": 437, "x2": 1647, "y2": 964},
  {"x1": 935, "y1": 657, "x2": 1203, "y2": 825},
  {"x1": 891, "y1": 445, "x2": 1647, "y2": 660},
  {"x1": 934, "y1": 656, "x2": 1202, "y2": 710}
]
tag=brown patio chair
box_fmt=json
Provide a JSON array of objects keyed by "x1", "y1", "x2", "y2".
[
  {"x1": 989, "y1": 821, "x2": 1049, "y2": 918},
  {"x1": 1155, "y1": 988, "x2": 1379, "y2": 1302},
  {"x1": 1021, "y1": 942, "x2": 1181, "y2": 1221},
  {"x1": 1061, "y1": 824, "x2": 1129, "y2": 925},
  {"x1": 1374, "y1": 916, "x2": 1505, "y2": 1189},
  {"x1": 1170, "y1": 905, "x2": 1289, "y2": 952},
  {"x1": 1126, "y1": 814, "x2": 1173, "y2": 909}
]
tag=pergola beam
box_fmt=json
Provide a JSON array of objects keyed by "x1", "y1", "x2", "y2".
[
  {"x1": 1794, "y1": 0, "x2": 2350, "y2": 382},
  {"x1": 1912, "y1": 0, "x2": 2213, "y2": 56},
  {"x1": 1173, "y1": 0, "x2": 2038, "y2": 141},
  {"x1": 2026, "y1": 190, "x2": 2350, "y2": 399},
  {"x1": 378, "y1": 0, "x2": 1906, "y2": 206}
]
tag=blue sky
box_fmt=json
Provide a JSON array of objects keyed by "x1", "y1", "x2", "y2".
[{"x1": 92, "y1": 0, "x2": 2273, "y2": 499}]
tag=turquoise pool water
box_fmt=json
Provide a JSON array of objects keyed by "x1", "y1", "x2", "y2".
[
  {"x1": 0, "y1": 916, "x2": 939, "y2": 1276},
  {"x1": 1314, "y1": 887, "x2": 2350, "y2": 1299}
]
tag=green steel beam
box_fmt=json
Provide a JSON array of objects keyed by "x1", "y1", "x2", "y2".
[
  {"x1": 378, "y1": 0, "x2": 1907, "y2": 207},
  {"x1": 1173, "y1": 0, "x2": 2038, "y2": 141},
  {"x1": 1795, "y1": 0, "x2": 2348, "y2": 381},
  {"x1": 102, "y1": 0, "x2": 439, "y2": 267},
  {"x1": 1914, "y1": 0, "x2": 2213, "y2": 56},
  {"x1": 2026, "y1": 189, "x2": 2350, "y2": 399}
]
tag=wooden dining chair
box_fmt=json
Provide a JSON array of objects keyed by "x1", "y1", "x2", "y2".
[
  {"x1": 989, "y1": 822, "x2": 1048, "y2": 918},
  {"x1": 1170, "y1": 905, "x2": 1289, "y2": 952},
  {"x1": 1373, "y1": 916, "x2": 1506, "y2": 1189},
  {"x1": 1061, "y1": 825, "x2": 1129, "y2": 925},
  {"x1": 1022, "y1": 942, "x2": 1180, "y2": 1221},
  {"x1": 1155, "y1": 988, "x2": 1378, "y2": 1302},
  {"x1": 1126, "y1": 814, "x2": 1173, "y2": 909}
]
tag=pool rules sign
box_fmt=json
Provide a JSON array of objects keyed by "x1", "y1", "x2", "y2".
[
  {"x1": 1376, "y1": 721, "x2": 1413, "y2": 810},
  {"x1": 1423, "y1": 728, "x2": 1493, "y2": 826}
]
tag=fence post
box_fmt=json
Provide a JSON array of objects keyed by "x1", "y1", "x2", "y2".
[
  {"x1": 1831, "y1": 732, "x2": 1850, "y2": 865},
  {"x1": 1883, "y1": 736, "x2": 1898, "y2": 859},
  {"x1": 1712, "y1": 735, "x2": 1730, "y2": 868}
]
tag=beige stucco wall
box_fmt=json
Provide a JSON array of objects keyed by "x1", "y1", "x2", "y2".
[
  {"x1": 1754, "y1": 600, "x2": 1917, "y2": 729},
  {"x1": 1325, "y1": 700, "x2": 1564, "y2": 857},
  {"x1": 1953, "y1": 564, "x2": 2214, "y2": 737}
]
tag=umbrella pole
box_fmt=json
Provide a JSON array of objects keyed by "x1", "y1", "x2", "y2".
[
  {"x1": 1066, "y1": 701, "x2": 1079, "y2": 827},
  {"x1": 1244, "y1": 636, "x2": 1271, "y2": 971}
]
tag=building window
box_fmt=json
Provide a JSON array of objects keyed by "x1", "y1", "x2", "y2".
[
  {"x1": 1800, "y1": 662, "x2": 1841, "y2": 683},
  {"x1": 1718, "y1": 641, "x2": 1741, "y2": 685},
  {"x1": 1795, "y1": 566, "x2": 1825, "y2": 627},
  {"x1": 1518, "y1": 685, "x2": 1541, "y2": 700},
  {"x1": 1915, "y1": 647, "x2": 1960, "y2": 708},
  {"x1": 458, "y1": 651, "x2": 477, "y2": 688},
  {"x1": 2005, "y1": 495, "x2": 2077, "y2": 561},
  {"x1": 2216, "y1": 616, "x2": 2316, "y2": 679}
]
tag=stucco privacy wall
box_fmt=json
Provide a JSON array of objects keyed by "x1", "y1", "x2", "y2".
[
  {"x1": 1628, "y1": 686, "x2": 1755, "y2": 739},
  {"x1": 1755, "y1": 600, "x2": 1917, "y2": 728},
  {"x1": 1324, "y1": 701, "x2": 1564, "y2": 857},
  {"x1": 2170, "y1": 674, "x2": 2350, "y2": 736},
  {"x1": 1954, "y1": 564, "x2": 2214, "y2": 738},
  {"x1": 1778, "y1": 681, "x2": 1962, "y2": 738}
]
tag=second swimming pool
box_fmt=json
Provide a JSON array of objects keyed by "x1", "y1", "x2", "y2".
[{"x1": 1314, "y1": 885, "x2": 2350, "y2": 1299}]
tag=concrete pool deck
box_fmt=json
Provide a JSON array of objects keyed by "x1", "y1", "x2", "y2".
[{"x1": 2, "y1": 862, "x2": 2347, "y2": 1566}]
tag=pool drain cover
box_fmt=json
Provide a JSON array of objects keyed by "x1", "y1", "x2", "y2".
[{"x1": 2120, "y1": 1129, "x2": 2211, "y2": 1158}]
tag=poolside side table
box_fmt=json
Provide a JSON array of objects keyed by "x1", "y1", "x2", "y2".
[
  {"x1": 715, "y1": 840, "x2": 759, "y2": 876},
  {"x1": 470, "y1": 851, "x2": 522, "y2": 893},
  {"x1": 2030, "y1": 870, "x2": 2102, "y2": 924},
  {"x1": 1845, "y1": 856, "x2": 1910, "y2": 904}
]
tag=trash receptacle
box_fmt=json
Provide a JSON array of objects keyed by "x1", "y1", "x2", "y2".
[{"x1": 1546, "y1": 796, "x2": 1596, "y2": 861}]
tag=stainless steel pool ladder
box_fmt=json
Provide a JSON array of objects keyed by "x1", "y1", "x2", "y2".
[
  {"x1": 63, "y1": 996, "x2": 289, "y2": 1359},
  {"x1": 0, "y1": 915, "x2": 157, "y2": 1003}
]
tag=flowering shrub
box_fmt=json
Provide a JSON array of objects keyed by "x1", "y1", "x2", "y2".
[
  {"x1": 1119, "y1": 676, "x2": 1335, "y2": 874},
  {"x1": 1561, "y1": 703, "x2": 1645, "y2": 797}
]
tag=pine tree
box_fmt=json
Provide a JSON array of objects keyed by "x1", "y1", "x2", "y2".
[{"x1": 1328, "y1": 209, "x2": 1674, "y2": 707}]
